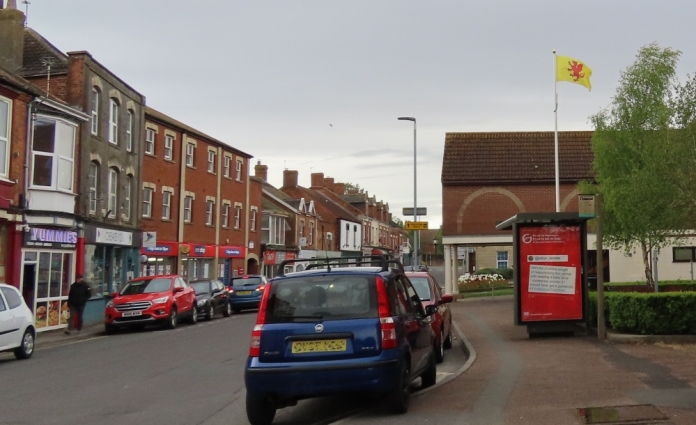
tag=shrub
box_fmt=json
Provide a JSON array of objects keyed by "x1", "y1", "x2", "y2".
[
  {"x1": 474, "y1": 268, "x2": 513, "y2": 279},
  {"x1": 589, "y1": 291, "x2": 696, "y2": 334},
  {"x1": 458, "y1": 273, "x2": 510, "y2": 292}
]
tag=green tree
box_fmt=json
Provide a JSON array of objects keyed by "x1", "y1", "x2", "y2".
[
  {"x1": 343, "y1": 183, "x2": 365, "y2": 194},
  {"x1": 588, "y1": 43, "x2": 696, "y2": 285},
  {"x1": 392, "y1": 216, "x2": 404, "y2": 227}
]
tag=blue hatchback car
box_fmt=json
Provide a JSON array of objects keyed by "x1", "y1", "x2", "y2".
[
  {"x1": 227, "y1": 275, "x2": 268, "y2": 313},
  {"x1": 244, "y1": 257, "x2": 437, "y2": 425}
]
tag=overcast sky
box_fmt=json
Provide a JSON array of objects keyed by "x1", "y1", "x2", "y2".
[{"x1": 24, "y1": 0, "x2": 696, "y2": 229}]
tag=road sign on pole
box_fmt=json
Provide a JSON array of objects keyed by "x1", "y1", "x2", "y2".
[
  {"x1": 402, "y1": 207, "x2": 427, "y2": 216},
  {"x1": 404, "y1": 221, "x2": 429, "y2": 230}
]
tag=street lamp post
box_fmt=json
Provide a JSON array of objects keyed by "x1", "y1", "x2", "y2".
[
  {"x1": 432, "y1": 239, "x2": 438, "y2": 266},
  {"x1": 398, "y1": 116, "x2": 418, "y2": 267}
]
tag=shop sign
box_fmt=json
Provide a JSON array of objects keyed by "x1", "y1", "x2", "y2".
[
  {"x1": 141, "y1": 241, "x2": 179, "y2": 256},
  {"x1": 264, "y1": 250, "x2": 297, "y2": 264},
  {"x1": 24, "y1": 227, "x2": 78, "y2": 249},
  {"x1": 219, "y1": 246, "x2": 245, "y2": 258},
  {"x1": 143, "y1": 231, "x2": 157, "y2": 248},
  {"x1": 187, "y1": 244, "x2": 216, "y2": 257},
  {"x1": 95, "y1": 228, "x2": 133, "y2": 246}
]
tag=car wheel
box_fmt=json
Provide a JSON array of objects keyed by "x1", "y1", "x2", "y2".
[
  {"x1": 166, "y1": 308, "x2": 178, "y2": 329},
  {"x1": 387, "y1": 360, "x2": 411, "y2": 414},
  {"x1": 13, "y1": 328, "x2": 35, "y2": 360},
  {"x1": 443, "y1": 328, "x2": 453, "y2": 349},
  {"x1": 246, "y1": 395, "x2": 277, "y2": 425},
  {"x1": 188, "y1": 306, "x2": 198, "y2": 325},
  {"x1": 105, "y1": 324, "x2": 119, "y2": 335},
  {"x1": 223, "y1": 302, "x2": 232, "y2": 317},
  {"x1": 206, "y1": 304, "x2": 215, "y2": 321},
  {"x1": 421, "y1": 351, "x2": 437, "y2": 388},
  {"x1": 434, "y1": 332, "x2": 445, "y2": 364}
]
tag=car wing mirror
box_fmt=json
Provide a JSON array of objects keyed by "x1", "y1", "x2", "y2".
[
  {"x1": 440, "y1": 294, "x2": 454, "y2": 304},
  {"x1": 174, "y1": 287, "x2": 184, "y2": 293},
  {"x1": 109, "y1": 291, "x2": 119, "y2": 298},
  {"x1": 425, "y1": 305, "x2": 438, "y2": 316}
]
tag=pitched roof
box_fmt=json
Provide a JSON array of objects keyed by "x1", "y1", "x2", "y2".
[
  {"x1": 0, "y1": 64, "x2": 42, "y2": 95},
  {"x1": 20, "y1": 28, "x2": 69, "y2": 77},
  {"x1": 146, "y1": 107, "x2": 252, "y2": 158},
  {"x1": 441, "y1": 131, "x2": 594, "y2": 184},
  {"x1": 261, "y1": 198, "x2": 290, "y2": 215}
]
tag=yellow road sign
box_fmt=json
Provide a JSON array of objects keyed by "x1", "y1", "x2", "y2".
[{"x1": 404, "y1": 221, "x2": 428, "y2": 230}]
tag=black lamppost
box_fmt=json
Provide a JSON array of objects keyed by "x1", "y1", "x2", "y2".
[{"x1": 432, "y1": 240, "x2": 438, "y2": 265}]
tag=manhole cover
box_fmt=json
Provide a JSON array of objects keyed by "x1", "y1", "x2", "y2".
[{"x1": 577, "y1": 404, "x2": 668, "y2": 424}]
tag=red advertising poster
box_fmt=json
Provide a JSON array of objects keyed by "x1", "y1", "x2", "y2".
[{"x1": 519, "y1": 225, "x2": 583, "y2": 322}]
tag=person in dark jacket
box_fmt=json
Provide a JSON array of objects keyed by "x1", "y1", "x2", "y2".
[{"x1": 65, "y1": 274, "x2": 92, "y2": 335}]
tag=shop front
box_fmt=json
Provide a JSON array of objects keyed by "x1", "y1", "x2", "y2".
[
  {"x1": 20, "y1": 226, "x2": 77, "y2": 332},
  {"x1": 141, "y1": 241, "x2": 180, "y2": 276},
  {"x1": 219, "y1": 245, "x2": 246, "y2": 284},
  {"x1": 84, "y1": 225, "x2": 141, "y2": 296},
  {"x1": 262, "y1": 249, "x2": 298, "y2": 278},
  {"x1": 181, "y1": 244, "x2": 217, "y2": 281}
]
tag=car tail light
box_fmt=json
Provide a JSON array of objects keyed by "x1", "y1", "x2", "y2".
[
  {"x1": 249, "y1": 282, "x2": 272, "y2": 357},
  {"x1": 376, "y1": 276, "x2": 397, "y2": 349},
  {"x1": 255, "y1": 285, "x2": 265, "y2": 292},
  {"x1": 227, "y1": 287, "x2": 235, "y2": 293}
]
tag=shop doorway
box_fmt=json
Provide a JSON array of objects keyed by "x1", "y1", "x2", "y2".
[
  {"x1": 468, "y1": 252, "x2": 476, "y2": 274},
  {"x1": 22, "y1": 263, "x2": 36, "y2": 312},
  {"x1": 247, "y1": 258, "x2": 259, "y2": 275}
]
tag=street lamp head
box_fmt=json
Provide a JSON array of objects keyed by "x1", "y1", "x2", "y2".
[
  {"x1": 433, "y1": 239, "x2": 438, "y2": 246},
  {"x1": 398, "y1": 117, "x2": 416, "y2": 122}
]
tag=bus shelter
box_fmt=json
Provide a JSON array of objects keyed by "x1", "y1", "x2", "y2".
[{"x1": 496, "y1": 213, "x2": 590, "y2": 336}]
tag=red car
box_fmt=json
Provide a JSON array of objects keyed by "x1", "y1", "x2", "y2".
[
  {"x1": 104, "y1": 275, "x2": 198, "y2": 334},
  {"x1": 406, "y1": 271, "x2": 454, "y2": 363}
]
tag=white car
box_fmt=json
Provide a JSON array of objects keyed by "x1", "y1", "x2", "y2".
[{"x1": 0, "y1": 283, "x2": 35, "y2": 360}]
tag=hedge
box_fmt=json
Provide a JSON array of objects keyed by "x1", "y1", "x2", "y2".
[
  {"x1": 474, "y1": 268, "x2": 513, "y2": 279},
  {"x1": 588, "y1": 292, "x2": 696, "y2": 335}
]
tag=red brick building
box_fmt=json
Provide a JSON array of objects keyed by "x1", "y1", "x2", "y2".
[
  {"x1": 440, "y1": 132, "x2": 594, "y2": 293},
  {"x1": 141, "y1": 107, "x2": 259, "y2": 283}
]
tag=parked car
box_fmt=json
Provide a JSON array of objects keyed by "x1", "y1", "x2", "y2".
[
  {"x1": 405, "y1": 271, "x2": 454, "y2": 363},
  {"x1": 0, "y1": 284, "x2": 35, "y2": 360},
  {"x1": 227, "y1": 275, "x2": 268, "y2": 313},
  {"x1": 244, "y1": 256, "x2": 437, "y2": 425},
  {"x1": 104, "y1": 275, "x2": 197, "y2": 333},
  {"x1": 190, "y1": 279, "x2": 232, "y2": 320}
]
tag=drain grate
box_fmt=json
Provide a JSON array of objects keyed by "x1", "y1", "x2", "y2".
[{"x1": 577, "y1": 404, "x2": 669, "y2": 424}]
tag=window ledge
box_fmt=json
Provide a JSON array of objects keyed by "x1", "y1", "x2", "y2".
[
  {"x1": 161, "y1": 218, "x2": 173, "y2": 222},
  {"x1": 28, "y1": 187, "x2": 77, "y2": 197},
  {"x1": 142, "y1": 216, "x2": 153, "y2": 220},
  {"x1": 0, "y1": 177, "x2": 16, "y2": 185},
  {"x1": 208, "y1": 171, "x2": 216, "y2": 175},
  {"x1": 186, "y1": 165, "x2": 196, "y2": 169},
  {"x1": 164, "y1": 158, "x2": 175, "y2": 163},
  {"x1": 145, "y1": 153, "x2": 156, "y2": 158},
  {"x1": 236, "y1": 179, "x2": 243, "y2": 183}
]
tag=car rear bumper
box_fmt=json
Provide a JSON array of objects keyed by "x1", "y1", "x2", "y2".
[
  {"x1": 245, "y1": 354, "x2": 401, "y2": 400},
  {"x1": 229, "y1": 298, "x2": 261, "y2": 309}
]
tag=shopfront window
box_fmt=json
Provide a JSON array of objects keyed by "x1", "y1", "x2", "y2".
[
  {"x1": 85, "y1": 245, "x2": 135, "y2": 295},
  {"x1": 22, "y1": 249, "x2": 73, "y2": 331}
]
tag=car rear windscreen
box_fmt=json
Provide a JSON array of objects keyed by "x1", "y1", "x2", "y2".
[
  {"x1": 231, "y1": 277, "x2": 264, "y2": 287},
  {"x1": 408, "y1": 277, "x2": 432, "y2": 301},
  {"x1": 265, "y1": 275, "x2": 377, "y2": 323}
]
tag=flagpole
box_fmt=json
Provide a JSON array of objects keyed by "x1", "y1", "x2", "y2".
[{"x1": 553, "y1": 49, "x2": 560, "y2": 212}]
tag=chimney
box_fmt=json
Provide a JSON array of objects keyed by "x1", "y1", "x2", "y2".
[
  {"x1": 334, "y1": 182, "x2": 346, "y2": 195},
  {"x1": 0, "y1": 1, "x2": 25, "y2": 73},
  {"x1": 283, "y1": 169, "x2": 298, "y2": 188},
  {"x1": 323, "y1": 177, "x2": 335, "y2": 191},
  {"x1": 310, "y1": 172, "x2": 324, "y2": 188},
  {"x1": 254, "y1": 161, "x2": 268, "y2": 181}
]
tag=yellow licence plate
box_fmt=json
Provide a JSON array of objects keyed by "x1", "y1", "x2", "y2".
[
  {"x1": 291, "y1": 339, "x2": 347, "y2": 354},
  {"x1": 237, "y1": 291, "x2": 252, "y2": 295}
]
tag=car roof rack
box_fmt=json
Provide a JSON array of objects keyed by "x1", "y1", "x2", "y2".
[{"x1": 277, "y1": 255, "x2": 404, "y2": 277}]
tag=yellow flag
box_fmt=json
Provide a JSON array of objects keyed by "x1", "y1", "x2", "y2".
[{"x1": 556, "y1": 55, "x2": 592, "y2": 91}]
